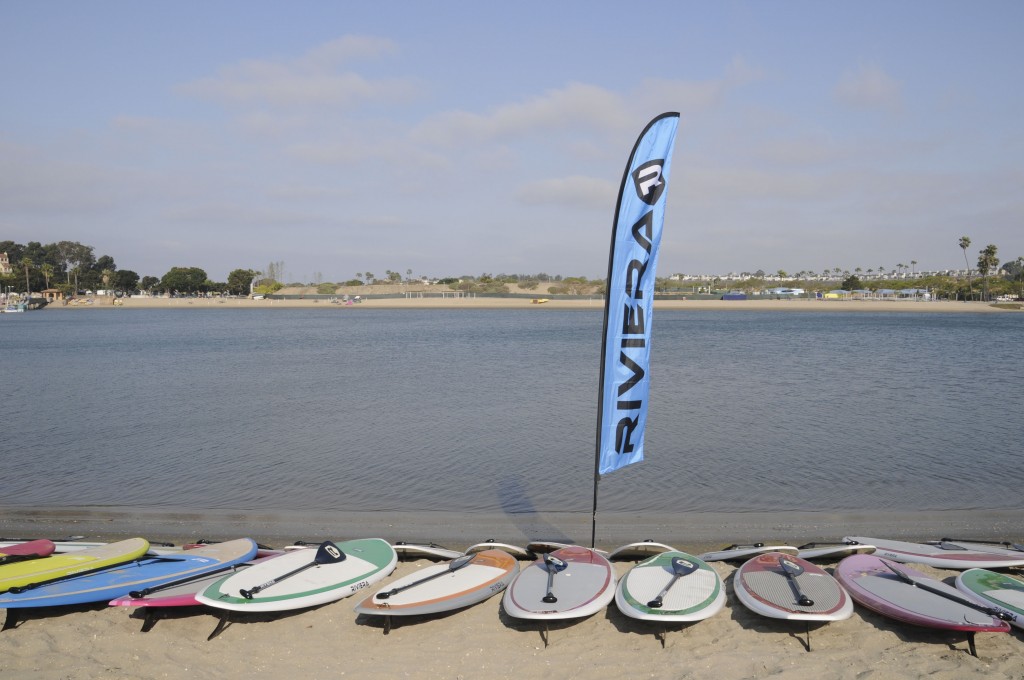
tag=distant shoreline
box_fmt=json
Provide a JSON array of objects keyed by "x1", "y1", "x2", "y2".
[{"x1": 41, "y1": 296, "x2": 1018, "y2": 313}]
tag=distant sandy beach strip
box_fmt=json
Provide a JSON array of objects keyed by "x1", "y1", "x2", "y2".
[{"x1": 45, "y1": 296, "x2": 1019, "y2": 313}]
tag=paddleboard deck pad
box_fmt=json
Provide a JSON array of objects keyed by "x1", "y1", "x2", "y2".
[
  {"x1": 842, "y1": 536, "x2": 1024, "y2": 570},
  {"x1": 955, "y1": 568, "x2": 1024, "y2": 630},
  {"x1": 734, "y1": 552, "x2": 853, "y2": 621},
  {"x1": 0, "y1": 539, "x2": 257, "y2": 609},
  {"x1": 355, "y1": 549, "x2": 519, "y2": 618},
  {"x1": 835, "y1": 554, "x2": 1010, "y2": 633},
  {"x1": 503, "y1": 546, "x2": 615, "y2": 621},
  {"x1": 196, "y1": 538, "x2": 396, "y2": 613},
  {"x1": 615, "y1": 551, "x2": 725, "y2": 622}
]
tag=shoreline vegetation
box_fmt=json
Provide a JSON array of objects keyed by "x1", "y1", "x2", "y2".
[{"x1": 43, "y1": 294, "x2": 1021, "y2": 312}]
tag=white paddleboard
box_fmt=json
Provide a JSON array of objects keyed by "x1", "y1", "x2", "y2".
[
  {"x1": 464, "y1": 540, "x2": 531, "y2": 560},
  {"x1": 502, "y1": 546, "x2": 615, "y2": 621},
  {"x1": 607, "y1": 540, "x2": 678, "y2": 561},
  {"x1": 844, "y1": 536, "x2": 1024, "y2": 569},
  {"x1": 355, "y1": 549, "x2": 519, "y2": 618},
  {"x1": 196, "y1": 538, "x2": 396, "y2": 613},
  {"x1": 392, "y1": 542, "x2": 465, "y2": 561},
  {"x1": 615, "y1": 551, "x2": 725, "y2": 622},
  {"x1": 699, "y1": 543, "x2": 798, "y2": 563},
  {"x1": 796, "y1": 541, "x2": 876, "y2": 561}
]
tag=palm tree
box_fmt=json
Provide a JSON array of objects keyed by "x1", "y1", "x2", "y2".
[
  {"x1": 910, "y1": 260, "x2": 918, "y2": 277},
  {"x1": 977, "y1": 244, "x2": 999, "y2": 302},
  {"x1": 20, "y1": 257, "x2": 33, "y2": 294},
  {"x1": 958, "y1": 236, "x2": 973, "y2": 300},
  {"x1": 40, "y1": 262, "x2": 54, "y2": 289},
  {"x1": 101, "y1": 268, "x2": 114, "y2": 293}
]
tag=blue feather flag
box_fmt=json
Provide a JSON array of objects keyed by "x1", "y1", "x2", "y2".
[{"x1": 595, "y1": 112, "x2": 680, "y2": 476}]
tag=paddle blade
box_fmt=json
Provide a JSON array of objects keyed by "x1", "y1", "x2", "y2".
[
  {"x1": 449, "y1": 554, "x2": 476, "y2": 571},
  {"x1": 778, "y1": 556, "x2": 805, "y2": 577},
  {"x1": 669, "y1": 556, "x2": 700, "y2": 577},
  {"x1": 543, "y1": 553, "x2": 568, "y2": 573},
  {"x1": 315, "y1": 541, "x2": 346, "y2": 565}
]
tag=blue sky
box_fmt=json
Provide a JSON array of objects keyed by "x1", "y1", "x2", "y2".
[{"x1": 2, "y1": 1, "x2": 1022, "y2": 282}]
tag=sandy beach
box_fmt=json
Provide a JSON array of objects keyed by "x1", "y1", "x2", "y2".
[
  {"x1": 2, "y1": 507, "x2": 1022, "y2": 679},
  {"x1": 2, "y1": 548, "x2": 1021, "y2": 680}
]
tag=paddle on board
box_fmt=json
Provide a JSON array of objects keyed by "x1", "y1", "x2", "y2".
[
  {"x1": 239, "y1": 541, "x2": 345, "y2": 600},
  {"x1": 646, "y1": 556, "x2": 700, "y2": 608}
]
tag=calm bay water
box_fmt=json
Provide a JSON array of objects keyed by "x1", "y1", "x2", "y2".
[{"x1": 3, "y1": 308, "x2": 1020, "y2": 518}]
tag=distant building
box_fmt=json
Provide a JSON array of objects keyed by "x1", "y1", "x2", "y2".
[{"x1": 0, "y1": 252, "x2": 11, "y2": 275}]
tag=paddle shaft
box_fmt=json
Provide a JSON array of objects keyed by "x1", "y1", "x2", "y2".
[
  {"x1": 778, "y1": 557, "x2": 814, "y2": 607},
  {"x1": 647, "y1": 573, "x2": 682, "y2": 608},
  {"x1": 378, "y1": 555, "x2": 474, "y2": 600},
  {"x1": 240, "y1": 561, "x2": 316, "y2": 599},
  {"x1": 128, "y1": 563, "x2": 240, "y2": 598},
  {"x1": 883, "y1": 562, "x2": 1011, "y2": 621}
]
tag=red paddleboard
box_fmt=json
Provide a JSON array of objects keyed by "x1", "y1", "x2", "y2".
[
  {"x1": 836, "y1": 554, "x2": 1011, "y2": 633},
  {"x1": 0, "y1": 540, "x2": 56, "y2": 561}
]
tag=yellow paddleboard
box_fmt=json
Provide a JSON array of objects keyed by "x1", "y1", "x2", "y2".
[{"x1": 0, "y1": 537, "x2": 150, "y2": 593}]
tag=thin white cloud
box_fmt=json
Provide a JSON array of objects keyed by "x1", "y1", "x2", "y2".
[
  {"x1": 835, "y1": 63, "x2": 902, "y2": 111},
  {"x1": 178, "y1": 35, "x2": 421, "y2": 109}
]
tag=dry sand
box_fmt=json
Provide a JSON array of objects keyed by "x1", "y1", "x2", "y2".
[
  {"x1": 1, "y1": 503, "x2": 1022, "y2": 679},
  {"x1": 1, "y1": 543, "x2": 1021, "y2": 680}
]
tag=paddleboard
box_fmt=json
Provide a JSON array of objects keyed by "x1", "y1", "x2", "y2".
[
  {"x1": 955, "y1": 568, "x2": 1024, "y2": 630},
  {"x1": 464, "y1": 540, "x2": 531, "y2": 560},
  {"x1": 196, "y1": 538, "x2": 396, "y2": 613},
  {"x1": 525, "y1": 541, "x2": 609, "y2": 556},
  {"x1": 843, "y1": 536, "x2": 1024, "y2": 569},
  {"x1": 392, "y1": 542, "x2": 465, "y2": 561},
  {"x1": 699, "y1": 543, "x2": 798, "y2": 563},
  {"x1": 109, "y1": 547, "x2": 281, "y2": 608},
  {"x1": 0, "y1": 538, "x2": 151, "y2": 593},
  {"x1": 796, "y1": 541, "x2": 876, "y2": 561},
  {"x1": 607, "y1": 540, "x2": 677, "y2": 561},
  {"x1": 0, "y1": 538, "x2": 258, "y2": 609},
  {"x1": 355, "y1": 549, "x2": 519, "y2": 618},
  {"x1": 615, "y1": 551, "x2": 725, "y2": 622},
  {"x1": 0, "y1": 539, "x2": 180, "y2": 555},
  {"x1": 0, "y1": 539, "x2": 56, "y2": 562},
  {"x1": 734, "y1": 552, "x2": 853, "y2": 621},
  {"x1": 502, "y1": 546, "x2": 615, "y2": 621},
  {"x1": 835, "y1": 554, "x2": 1010, "y2": 633}
]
